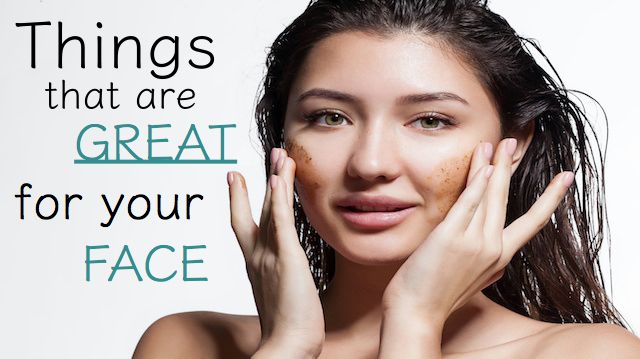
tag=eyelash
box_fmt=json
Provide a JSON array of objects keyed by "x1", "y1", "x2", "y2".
[{"x1": 302, "y1": 110, "x2": 455, "y2": 131}]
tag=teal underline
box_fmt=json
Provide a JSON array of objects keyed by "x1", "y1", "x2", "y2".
[{"x1": 74, "y1": 159, "x2": 237, "y2": 164}]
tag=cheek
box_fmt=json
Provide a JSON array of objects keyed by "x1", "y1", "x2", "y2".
[
  {"x1": 284, "y1": 138, "x2": 321, "y2": 195},
  {"x1": 428, "y1": 153, "x2": 472, "y2": 216}
]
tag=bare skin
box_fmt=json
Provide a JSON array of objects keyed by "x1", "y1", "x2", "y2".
[
  {"x1": 133, "y1": 32, "x2": 640, "y2": 358},
  {"x1": 133, "y1": 310, "x2": 639, "y2": 358}
]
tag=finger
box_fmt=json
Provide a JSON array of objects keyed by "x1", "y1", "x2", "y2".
[
  {"x1": 441, "y1": 164, "x2": 495, "y2": 232},
  {"x1": 502, "y1": 171, "x2": 574, "y2": 257},
  {"x1": 467, "y1": 143, "x2": 493, "y2": 233},
  {"x1": 484, "y1": 138, "x2": 516, "y2": 238},
  {"x1": 228, "y1": 171, "x2": 259, "y2": 256},
  {"x1": 268, "y1": 174, "x2": 301, "y2": 256},
  {"x1": 466, "y1": 142, "x2": 493, "y2": 187},
  {"x1": 259, "y1": 148, "x2": 281, "y2": 230},
  {"x1": 275, "y1": 149, "x2": 296, "y2": 208}
]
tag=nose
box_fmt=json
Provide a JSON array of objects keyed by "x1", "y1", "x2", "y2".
[{"x1": 346, "y1": 120, "x2": 402, "y2": 182}]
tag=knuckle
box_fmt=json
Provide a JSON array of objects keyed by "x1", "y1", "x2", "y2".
[
  {"x1": 261, "y1": 256, "x2": 276, "y2": 273},
  {"x1": 269, "y1": 211, "x2": 280, "y2": 233},
  {"x1": 248, "y1": 253, "x2": 276, "y2": 277},
  {"x1": 497, "y1": 254, "x2": 512, "y2": 268},
  {"x1": 459, "y1": 193, "x2": 479, "y2": 211},
  {"x1": 271, "y1": 206, "x2": 294, "y2": 230},
  {"x1": 480, "y1": 243, "x2": 502, "y2": 263},
  {"x1": 247, "y1": 254, "x2": 261, "y2": 272}
]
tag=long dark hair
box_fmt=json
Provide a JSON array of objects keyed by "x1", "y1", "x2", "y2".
[{"x1": 255, "y1": 0, "x2": 629, "y2": 329}]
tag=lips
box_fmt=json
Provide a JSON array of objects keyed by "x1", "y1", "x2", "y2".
[
  {"x1": 347, "y1": 205, "x2": 407, "y2": 212},
  {"x1": 336, "y1": 194, "x2": 417, "y2": 209},
  {"x1": 335, "y1": 194, "x2": 418, "y2": 230}
]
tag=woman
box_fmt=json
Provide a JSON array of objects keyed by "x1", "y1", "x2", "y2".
[{"x1": 134, "y1": 0, "x2": 640, "y2": 357}]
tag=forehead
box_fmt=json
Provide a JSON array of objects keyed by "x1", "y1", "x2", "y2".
[{"x1": 288, "y1": 30, "x2": 497, "y2": 115}]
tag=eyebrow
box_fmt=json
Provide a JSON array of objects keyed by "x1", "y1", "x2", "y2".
[{"x1": 296, "y1": 88, "x2": 469, "y2": 106}]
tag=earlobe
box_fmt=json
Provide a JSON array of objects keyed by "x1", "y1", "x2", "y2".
[{"x1": 511, "y1": 120, "x2": 535, "y2": 174}]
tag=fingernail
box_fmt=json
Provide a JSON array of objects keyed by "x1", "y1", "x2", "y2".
[
  {"x1": 483, "y1": 142, "x2": 493, "y2": 160},
  {"x1": 485, "y1": 165, "x2": 495, "y2": 178},
  {"x1": 270, "y1": 148, "x2": 279, "y2": 168},
  {"x1": 227, "y1": 171, "x2": 234, "y2": 186},
  {"x1": 562, "y1": 172, "x2": 574, "y2": 187},
  {"x1": 504, "y1": 138, "x2": 517, "y2": 156}
]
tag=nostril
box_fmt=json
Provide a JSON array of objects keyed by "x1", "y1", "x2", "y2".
[{"x1": 345, "y1": 142, "x2": 403, "y2": 183}]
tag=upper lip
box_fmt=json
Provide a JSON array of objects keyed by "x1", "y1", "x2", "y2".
[{"x1": 336, "y1": 194, "x2": 418, "y2": 211}]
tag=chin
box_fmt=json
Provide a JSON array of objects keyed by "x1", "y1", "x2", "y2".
[{"x1": 328, "y1": 231, "x2": 423, "y2": 266}]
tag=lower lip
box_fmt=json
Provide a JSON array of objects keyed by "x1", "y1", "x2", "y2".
[{"x1": 337, "y1": 206, "x2": 416, "y2": 231}]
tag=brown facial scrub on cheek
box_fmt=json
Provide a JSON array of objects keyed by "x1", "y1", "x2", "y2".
[
  {"x1": 284, "y1": 138, "x2": 321, "y2": 193},
  {"x1": 433, "y1": 152, "x2": 472, "y2": 216}
]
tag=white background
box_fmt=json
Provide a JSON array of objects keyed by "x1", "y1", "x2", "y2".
[{"x1": 0, "y1": 1, "x2": 638, "y2": 358}]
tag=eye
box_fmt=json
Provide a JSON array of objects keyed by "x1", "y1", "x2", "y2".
[
  {"x1": 409, "y1": 113, "x2": 454, "y2": 131},
  {"x1": 303, "y1": 110, "x2": 349, "y2": 127}
]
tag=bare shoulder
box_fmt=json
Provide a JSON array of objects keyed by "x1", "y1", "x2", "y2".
[
  {"x1": 533, "y1": 323, "x2": 640, "y2": 359},
  {"x1": 132, "y1": 311, "x2": 261, "y2": 359}
]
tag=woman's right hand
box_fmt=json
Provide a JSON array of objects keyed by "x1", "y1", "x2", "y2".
[{"x1": 227, "y1": 147, "x2": 325, "y2": 358}]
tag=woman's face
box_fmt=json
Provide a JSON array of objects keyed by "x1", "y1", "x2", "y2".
[{"x1": 283, "y1": 31, "x2": 503, "y2": 265}]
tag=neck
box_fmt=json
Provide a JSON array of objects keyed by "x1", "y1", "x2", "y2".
[
  {"x1": 319, "y1": 253, "x2": 399, "y2": 336},
  {"x1": 319, "y1": 252, "x2": 525, "y2": 351}
]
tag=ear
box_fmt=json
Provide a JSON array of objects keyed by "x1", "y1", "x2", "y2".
[{"x1": 511, "y1": 120, "x2": 535, "y2": 175}]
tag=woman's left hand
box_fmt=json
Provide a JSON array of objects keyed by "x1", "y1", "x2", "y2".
[{"x1": 380, "y1": 138, "x2": 574, "y2": 332}]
